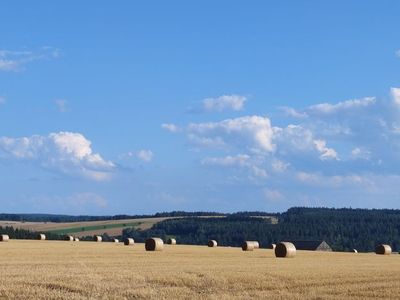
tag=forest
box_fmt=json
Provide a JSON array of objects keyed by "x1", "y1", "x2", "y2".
[
  {"x1": 122, "y1": 207, "x2": 400, "y2": 252},
  {"x1": 1, "y1": 207, "x2": 399, "y2": 252}
]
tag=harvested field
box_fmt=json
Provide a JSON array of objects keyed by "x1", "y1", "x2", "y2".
[
  {"x1": 0, "y1": 217, "x2": 177, "y2": 237},
  {"x1": 0, "y1": 216, "x2": 237, "y2": 237},
  {"x1": 0, "y1": 240, "x2": 399, "y2": 299}
]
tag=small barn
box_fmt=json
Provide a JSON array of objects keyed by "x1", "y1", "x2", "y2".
[{"x1": 289, "y1": 240, "x2": 332, "y2": 251}]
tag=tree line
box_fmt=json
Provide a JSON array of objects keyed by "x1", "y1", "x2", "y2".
[
  {"x1": 0, "y1": 226, "x2": 63, "y2": 240},
  {"x1": 122, "y1": 207, "x2": 400, "y2": 252},
  {"x1": 0, "y1": 211, "x2": 238, "y2": 223}
]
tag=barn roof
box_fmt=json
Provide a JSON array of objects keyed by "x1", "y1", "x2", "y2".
[{"x1": 289, "y1": 240, "x2": 332, "y2": 251}]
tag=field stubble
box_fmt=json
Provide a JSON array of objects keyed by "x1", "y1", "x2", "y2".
[{"x1": 0, "y1": 240, "x2": 399, "y2": 299}]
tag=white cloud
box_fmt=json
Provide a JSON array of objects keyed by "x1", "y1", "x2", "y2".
[
  {"x1": 391, "y1": 87, "x2": 400, "y2": 105},
  {"x1": 202, "y1": 95, "x2": 247, "y2": 112},
  {"x1": 188, "y1": 115, "x2": 275, "y2": 152},
  {"x1": 202, "y1": 154, "x2": 251, "y2": 167},
  {"x1": 279, "y1": 106, "x2": 308, "y2": 118},
  {"x1": 55, "y1": 99, "x2": 68, "y2": 112},
  {"x1": 273, "y1": 124, "x2": 315, "y2": 152},
  {"x1": 161, "y1": 123, "x2": 180, "y2": 133},
  {"x1": 351, "y1": 147, "x2": 371, "y2": 160},
  {"x1": 295, "y1": 172, "x2": 372, "y2": 188},
  {"x1": 137, "y1": 149, "x2": 154, "y2": 162},
  {"x1": 271, "y1": 159, "x2": 289, "y2": 172},
  {"x1": 307, "y1": 97, "x2": 376, "y2": 115},
  {"x1": 188, "y1": 134, "x2": 226, "y2": 148},
  {"x1": 313, "y1": 139, "x2": 338, "y2": 160},
  {"x1": 0, "y1": 48, "x2": 60, "y2": 72},
  {"x1": 166, "y1": 88, "x2": 400, "y2": 187},
  {"x1": 202, "y1": 154, "x2": 267, "y2": 178},
  {"x1": 0, "y1": 97, "x2": 5, "y2": 104},
  {"x1": 0, "y1": 132, "x2": 114, "y2": 181}
]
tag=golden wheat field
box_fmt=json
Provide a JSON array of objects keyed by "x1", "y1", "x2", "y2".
[{"x1": 0, "y1": 240, "x2": 399, "y2": 299}]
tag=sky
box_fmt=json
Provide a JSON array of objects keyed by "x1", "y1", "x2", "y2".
[{"x1": 1, "y1": 1, "x2": 400, "y2": 214}]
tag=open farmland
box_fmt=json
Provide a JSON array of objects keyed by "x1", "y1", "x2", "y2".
[
  {"x1": 0, "y1": 215, "x2": 276, "y2": 238},
  {"x1": 0, "y1": 240, "x2": 399, "y2": 299},
  {"x1": 0, "y1": 217, "x2": 177, "y2": 237}
]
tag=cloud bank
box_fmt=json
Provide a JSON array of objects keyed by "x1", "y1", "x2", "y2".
[
  {"x1": 167, "y1": 88, "x2": 400, "y2": 195},
  {"x1": 0, "y1": 132, "x2": 114, "y2": 181}
]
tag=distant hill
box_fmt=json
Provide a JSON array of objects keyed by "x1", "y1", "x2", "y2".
[
  {"x1": 2, "y1": 207, "x2": 400, "y2": 252},
  {"x1": 0, "y1": 211, "x2": 275, "y2": 223},
  {"x1": 122, "y1": 207, "x2": 400, "y2": 252}
]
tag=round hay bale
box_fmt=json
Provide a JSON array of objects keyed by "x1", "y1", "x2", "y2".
[
  {"x1": 352, "y1": 249, "x2": 358, "y2": 253},
  {"x1": 268, "y1": 243, "x2": 276, "y2": 250},
  {"x1": 37, "y1": 234, "x2": 46, "y2": 240},
  {"x1": 167, "y1": 238, "x2": 176, "y2": 245},
  {"x1": 93, "y1": 235, "x2": 102, "y2": 242},
  {"x1": 245, "y1": 241, "x2": 259, "y2": 249},
  {"x1": 124, "y1": 238, "x2": 134, "y2": 246},
  {"x1": 375, "y1": 244, "x2": 392, "y2": 255},
  {"x1": 208, "y1": 240, "x2": 217, "y2": 247},
  {"x1": 113, "y1": 238, "x2": 119, "y2": 243},
  {"x1": 145, "y1": 238, "x2": 164, "y2": 251},
  {"x1": 275, "y1": 242, "x2": 296, "y2": 258},
  {"x1": 242, "y1": 241, "x2": 255, "y2": 251},
  {"x1": 74, "y1": 237, "x2": 80, "y2": 242},
  {"x1": 65, "y1": 235, "x2": 74, "y2": 241},
  {"x1": 0, "y1": 234, "x2": 9, "y2": 242}
]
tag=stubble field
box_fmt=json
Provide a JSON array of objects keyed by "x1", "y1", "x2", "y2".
[{"x1": 0, "y1": 240, "x2": 399, "y2": 299}]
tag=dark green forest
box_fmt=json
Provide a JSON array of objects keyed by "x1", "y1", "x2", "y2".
[
  {"x1": 0, "y1": 211, "x2": 232, "y2": 223},
  {"x1": 0, "y1": 226, "x2": 63, "y2": 240},
  {"x1": 122, "y1": 207, "x2": 400, "y2": 252},
  {"x1": 1, "y1": 207, "x2": 400, "y2": 252}
]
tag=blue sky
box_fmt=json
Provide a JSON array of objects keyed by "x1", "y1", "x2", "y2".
[{"x1": 1, "y1": 1, "x2": 400, "y2": 214}]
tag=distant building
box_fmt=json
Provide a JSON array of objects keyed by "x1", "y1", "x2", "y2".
[{"x1": 289, "y1": 240, "x2": 332, "y2": 251}]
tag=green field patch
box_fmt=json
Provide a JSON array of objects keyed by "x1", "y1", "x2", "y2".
[{"x1": 46, "y1": 222, "x2": 141, "y2": 235}]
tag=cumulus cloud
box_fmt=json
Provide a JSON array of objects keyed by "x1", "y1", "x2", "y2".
[
  {"x1": 279, "y1": 106, "x2": 308, "y2": 118},
  {"x1": 391, "y1": 87, "x2": 400, "y2": 105},
  {"x1": 120, "y1": 149, "x2": 154, "y2": 163},
  {"x1": 0, "y1": 132, "x2": 114, "y2": 181},
  {"x1": 164, "y1": 88, "x2": 400, "y2": 196},
  {"x1": 201, "y1": 95, "x2": 247, "y2": 112},
  {"x1": 137, "y1": 149, "x2": 154, "y2": 162},
  {"x1": 161, "y1": 123, "x2": 180, "y2": 133},
  {"x1": 0, "y1": 47, "x2": 60, "y2": 72},
  {"x1": 313, "y1": 139, "x2": 338, "y2": 160},
  {"x1": 55, "y1": 99, "x2": 68, "y2": 112},
  {"x1": 188, "y1": 115, "x2": 275, "y2": 152},
  {"x1": 177, "y1": 114, "x2": 341, "y2": 179},
  {"x1": 307, "y1": 97, "x2": 376, "y2": 115},
  {"x1": 202, "y1": 154, "x2": 267, "y2": 178},
  {"x1": 202, "y1": 154, "x2": 251, "y2": 167},
  {"x1": 273, "y1": 124, "x2": 315, "y2": 152},
  {"x1": 187, "y1": 134, "x2": 226, "y2": 148}
]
